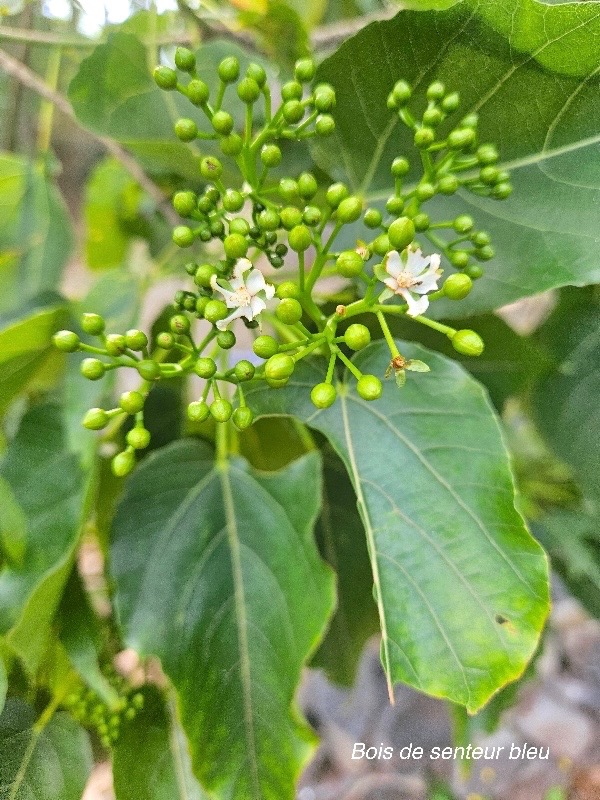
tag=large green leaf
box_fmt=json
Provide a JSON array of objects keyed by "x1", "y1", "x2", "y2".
[
  {"x1": 0, "y1": 154, "x2": 73, "y2": 314},
  {"x1": 113, "y1": 686, "x2": 208, "y2": 800},
  {"x1": 312, "y1": 0, "x2": 600, "y2": 316},
  {"x1": 0, "y1": 405, "x2": 85, "y2": 674},
  {"x1": 111, "y1": 445, "x2": 335, "y2": 800},
  {"x1": 246, "y1": 341, "x2": 550, "y2": 712},
  {"x1": 0, "y1": 698, "x2": 92, "y2": 800},
  {"x1": 0, "y1": 659, "x2": 6, "y2": 716}
]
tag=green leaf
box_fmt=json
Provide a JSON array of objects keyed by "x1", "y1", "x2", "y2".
[
  {"x1": 0, "y1": 659, "x2": 6, "y2": 716},
  {"x1": 313, "y1": 0, "x2": 600, "y2": 315},
  {"x1": 246, "y1": 341, "x2": 550, "y2": 712},
  {"x1": 113, "y1": 686, "x2": 208, "y2": 800},
  {"x1": 84, "y1": 159, "x2": 135, "y2": 269},
  {"x1": 0, "y1": 304, "x2": 68, "y2": 415},
  {"x1": 0, "y1": 154, "x2": 73, "y2": 314},
  {"x1": 0, "y1": 405, "x2": 85, "y2": 674},
  {"x1": 0, "y1": 698, "x2": 92, "y2": 800},
  {"x1": 111, "y1": 445, "x2": 335, "y2": 799},
  {"x1": 240, "y1": 1, "x2": 310, "y2": 72}
]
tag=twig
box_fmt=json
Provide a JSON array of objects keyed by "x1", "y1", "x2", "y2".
[
  {"x1": 0, "y1": 46, "x2": 179, "y2": 226},
  {"x1": 0, "y1": 26, "x2": 196, "y2": 48}
]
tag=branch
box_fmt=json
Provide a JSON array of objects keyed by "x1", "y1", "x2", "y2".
[
  {"x1": 0, "y1": 26, "x2": 194, "y2": 48},
  {"x1": 0, "y1": 46, "x2": 179, "y2": 227}
]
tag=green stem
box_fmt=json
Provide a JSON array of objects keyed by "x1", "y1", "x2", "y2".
[
  {"x1": 298, "y1": 251, "x2": 305, "y2": 292},
  {"x1": 325, "y1": 352, "x2": 337, "y2": 383},
  {"x1": 334, "y1": 347, "x2": 362, "y2": 380},
  {"x1": 215, "y1": 412, "x2": 229, "y2": 466},
  {"x1": 376, "y1": 311, "x2": 401, "y2": 359},
  {"x1": 411, "y1": 314, "x2": 457, "y2": 338}
]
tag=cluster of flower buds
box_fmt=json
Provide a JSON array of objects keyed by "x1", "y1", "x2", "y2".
[{"x1": 64, "y1": 678, "x2": 144, "y2": 749}]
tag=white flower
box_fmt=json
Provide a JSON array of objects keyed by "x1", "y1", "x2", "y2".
[
  {"x1": 376, "y1": 247, "x2": 442, "y2": 317},
  {"x1": 210, "y1": 258, "x2": 275, "y2": 331}
]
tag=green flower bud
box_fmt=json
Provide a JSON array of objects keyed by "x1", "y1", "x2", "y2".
[
  {"x1": 438, "y1": 174, "x2": 459, "y2": 195},
  {"x1": 266, "y1": 375, "x2": 288, "y2": 389},
  {"x1": 275, "y1": 281, "x2": 300, "y2": 300},
  {"x1": 217, "y1": 329, "x2": 236, "y2": 350},
  {"x1": 443, "y1": 273, "x2": 473, "y2": 300},
  {"x1": 81, "y1": 313, "x2": 105, "y2": 336},
  {"x1": 120, "y1": 391, "x2": 145, "y2": 414},
  {"x1": 194, "y1": 263, "x2": 216, "y2": 288},
  {"x1": 280, "y1": 206, "x2": 303, "y2": 230},
  {"x1": 203, "y1": 300, "x2": 229, "y2": 324},
  {"x1": 388, "y1": 216, "x2": 415, "y2": 251},
  {"x1": 391, "y1": 157, "x2": 410, "y2": 177},
  {"x1": 413, "y1": 212, "x2": 430, "y2": 232},
  {"x1": 105, "y1": 333, "x2": 127, "y2": 356},
  {"x1": 260, "y1": 144, "x2": 282, "y2": 167},
  {"x1": 210, "y1": 398, "x2": 233, "y2": 422},
  {"x1": 276, "y1": 298, "x2": 303, "y2": 325},
  {"x1": 364, "y1": 208, "x2": 382, "y2": 228},
  {"x1": 477, "y1": 144, "x2": 499, "y2": 165},
  {"x1": 357, "y1": 374, "x2": 382, "y2": 401},
  {"x1": 173, "y1": 190, "x2": 196, "y2": 217},
  {"x1": 441, "y1": 92, "x2": 460, "y2": 113},
  {"x1": 194, "y1": 357, "x2": 217, "y2": 378},
  {"x1": 220, "y1": 133, "x2": 243, "y2": 156},
  {"x1": 246, "y1": 62, "x2": 266, "y2": 86},
  {"x1": 336, "y1": 196, "x2": 362, "y2": 224},
  {"x1": 392, "y1": 80, "x2": 411, "y2": 105},
  {"x1": 153, "y1": 66, "x2": 177, "y2": 90},
  {"x1": 480, "y1": 166, "x2": 500, "y2": 186},
  {"x1": 81, "y1": 358, "x2": 105, "y2": 380},
  {"x1": 137, "y1": 360, "x2": 161, "y2": 381},
  {"x1": 294, "y1": 58, "x2": 315, "y2": 83},
  {"x1": 281, "y1": 81, "x2": 303, "y2": 101},
  {"x1": 448, "y1": 128, "x2": 475, "y2": 149},
  {"x1": 127, "y1": 427, "x2": 151, "y2": 450},
  {"x1": 279, "y1": 178, "x2": 299, "y2": 202},
  {"x1": 416, "y1": 182, "x2": 436, "y2": 201},
  {"x1": 426, "y1": 81, "x2": 445, "y2": 101},
  {"x1": 112, "y1": 449, "x2": 135, "y2": 477},
  {"x1": 325, "y1": 182, "x2": 348, "y2": 209},
  {"x1": 315, "y1": 114, "x2": 335, "y2": 136},
  {"x1": 234, "y1": 360, "x2": 255, "y2": 381},
  {"x1": 471, "y1": 231, "x2": 491, "y2": 247},
  {"x1": 169, "y1": 314, "x2": 190, "y2": 335},
  {"x1": 195, "y1": 296, "x2": 209, "y2": 317},
  {"x1": 303, "y1": 206, "x2": 321, "y2": 227},
  {"x1": 218, "y1": 56, "x2": 240, "y2": 83},
  {"x1": 283, "y1": 100, "x2": 304, "y2": 124},
  {"x1": 221, "y1": 190, "x2": 243, "y2": 214},
  {"x1": 452, "y1": 329, "x2": 484, "y2": 357},
  {"x1": 423, "y1": 107, "x2": 443, "y2": 127},
  {"x1": 288, "y1": 224, "x2": 312, "y2": 252},
  {"x1": 257, "y1": 209, "x2": 280, "y2": 231},
  {"x1": 386, "y1": 196, "x2": 404, "y2": 215},
  {"x1": 450, "y1": 250, "x2": 470, "y2": 269},
  {"x1": 211, "y1": 111, "x2": 234, "y2": 135},
  {"x1": 233, "y1": 406, "x2": 254, "y2": 430},
  {"x1": 297, "y1": 172, "x2": 318, "y2": 199},
  {"x1": 224, "y1": 233, "x2": 248, "y2": 259},
  {"x1": 265, "y1": 353, "x2": 295, "y2": 380},
  {"x1": 187, "y1": 400, "x2": 210, "y2": 423},
  {"x1": 492, "y1": 182, "x2": 512, "y2": 200},
  {"x1": 174, "y1": 118, "x2": 198, "y2": 142},
  {"x1": 175, "y1": 46, "x2": 196, "y2": 73},
  {"x1": 173, "y1": 225, "x2": 195, "y2": 248},
  {"x1": 344, "y1": 323, "x2": 371, "y2": 351},
  {"x1": 313, "y1": 83, "x2": 335, "y2": 112},
  {"x1": 229, "y1": 217, "x2": 250, "y2": 236},
  {"x1": 237, "y1": 77, "x2": 261, "y2": 103},
  {"x1": 253, "y1": 335, "x2": 278, "y2": 359},
  {"x1": 453, "y1": 214, "x2": 474, "y2": 234},
  {"x1": 311, "y1": 383, "x2": 336, "y2": 409},
  {"x1": 460, "y1": 112, "x2": 479, "y2": 129},
  {"x1": 156, "y1": 331, "x2": 175, "y2": 349},
  {"x1": 53, "y1": 330, "x2": 80, "y2": 352},
  {"x1": 372, "y1": 233, "x2": 390, "y2": 256},
  {"x1": 336, "y1": 250, "x2": 364, "y2": 278},
  {"x1": 466, "y1": 264, "x2": 484, "y2": 280},
  {"x1": 125, "y1": 329, "x2": 148, "y2": 351},
  {"x1": 414, "y1": 127, "x2": 435, "y2": 149},
  {"x1": 187, "y1": 78, "x2": 210, "y2": 105},
  {"x1": 476, "y1": 245, "x2": 495, "y2": 261},
  {"x1": 82, "y1": 408, "x2": 109, "y2": 430}
]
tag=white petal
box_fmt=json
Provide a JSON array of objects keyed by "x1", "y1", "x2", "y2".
[
  {"x1": 401, "y1": 290, "x2": 429, "y2": 318},
  {"x1": 405, "y1": 248, "x2": 431, "y2": 276},
  {"x1": 384, "y1": 250, "x2": 403, "y2": 279},
  {"x1": 379, "y1": 288, "x2": 394, "y2": 302},
  {"x1": 413, "y1": 268, "x2": 440, "y2": 295},
  {"x1": 211, "y1": 276, "x2": 236, "y2": 303},
  {"x1": 245, "y1": 268, "x2": 268, "y2": 295},
  {"x1": 429, "y1": 253, "x2": 441, "y2": 271},
  {"x1": 249, "y1": 296, "x2": 266, "y2": 317},
  {"x1": 215, "y1": 306, "x2": 247, "y2": 330},
  {"x1": 383, "y1": 277, "x2": 398, "y2": 292},
  {"x1": 233, "y1": 258, "x2": 253, "y2": 279},
  {"x1": 263, "y1": 281, "x2": 275, "y2": 300}
]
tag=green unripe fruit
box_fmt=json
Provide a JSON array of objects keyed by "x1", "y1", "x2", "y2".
[
  {"x1": 195, "y1": 296, "x2": 209, "y2": 317},
  {"x1": 253, "y1": 335, "x2": 278, "y2": 359},
  {"x1": 303, "y1": 206, "x2": 321, "y2": 226},
  {"x1": 443, "y1": 273, "x2": 473, "y2": 300},
  {"x1": 496, "y1": 170, "x2": 510, "y2": 183},
  {"x1": 234, "y1": 360, "x2": 255, "y2": 381},
  {"x1": 492, "y1": 182, "x2": 512, "y2": 199},
  {"x1": 336, "y1": 196, "x2": 362, "y2": 224},
  {"x1": 372, "y1": 234, "x2": 390, "y2": 256},
  {"x1": 392, "y1": 80, "x2": 411, "y2": 105},
  {"x1": 137, "y1": 360, "x2": 161, "y2": 381},
  {"x1": 200, "y1": 157, "x2": 223, "y2": 181},
  {"x1": 391, "y1": 157, "x2": 410, "y2": 177},
  {"x1": 187, "y1": 78, "x2": 210, "y2": 105},
  {"x1": 386, "y1": 196, "x2": 404, "y2": 215},
  {"x1": 477, "y1": 144, "x2": 499, "y2": 165},
  {"x1": 265, "y1": 353, "x2": 295, "y2": 380},
  {"x1": 357, "y1": 374, "x2": 382, "y2": 401},
  {"x1": 211, "y1": 110, "x2": 234, "y2": 135},
  {"x1": 112, "y1": 449, "x2": 135, "y2": 477},
  {"x1": 294, "y1": 58, "x2": 315, "y2": 82},
  {"x1": 452, "y1": 329, "x2": 484, "y2": 357},
  {"x1": 288, "y1": 224, "x2": 312, "y2": 252},
  {"x1": 169, "y1": 314, "x2": 190, "y2": 335},
  {"x1": 280, "y1": 206, "x2": 303, "y2": 230},
  {"x1": 438, "y1": 174, "x2": 459, "y2": 195},
  {"x1": 344, "y1": 323, "x2": 371, "y2": 351},
  {"x1": 297, "y1": 172, "x2": 318, "y2": 199},
  {"x1": 81, "y1": 313, "x2": 105, "y2": 336},
  {"x1": 173, "y1": 225, "x2": 195, "y2": 248},
  {"x1": 281, "y1": 81, "x2": 303, "y2": 101},
  {"x1": 423, "y1": 107, "x2": 443, "y2": 127},
  {"x1": 416, "y1": 182, "x2": 436, "y2": 201},
  {"x1": 276, "y1": 298, "x2": 303, "y2": 325},
  {"x1": 480, "y1": 166, "x2": 500, "y2": 186},
  {"x1": 173, "y1": 190, "x2": 196, "y2": 216},
  {"x1": 217, "y1": 329, "x2": 236, "y2": 349},
  {"x1": 222, "y1": 189, "x2": 244, "y2": 213},
  {"x1": 414, "y1": 127, "x2": 435, "y2": 148},
  {"x1": 364, "y1": 208, "x2": 382, "y2": 228},
  {"x1": 476, "y1": 245, "x2": 495, "y2": 261},
  {"x1": 81, "y1": 358, "x2": 105, "y2": 380},
  {"x1": 336, "y1": 250, "x2": 364, "y2": 278},
  {"x1": 187, "y1": 400, "x2": 210, "y2": 422},
  {"x1": 315, "y1": 114, "x2": 335, "y2": 136},
  {"x1": 427, "y1": 80, "x2": 445, "y2": 101},
  {"x1": 175, "y1": 46, "x2": 196, "y2": 72},
  {"x1": 313, "y1": 83, "x2": 336, "y2": 112},
  {"x1": 220, "y1": 133, "x2": 243, "y2": 156},
  {"x1": 450, "y1": 250, "x2": 470, "y2": 269},
  {"x1": 194, "y1": 263, "x2": 217, "y2": 288},
  {"x1": 282, "y1": 100, "x2": 304, "y2": 124},
  {"x1": 311, "y1": 383, "x2": 336, "y2": 409},
  {"x1": 156, "y1": 331, "x2": 175, "y2": 349},
  {"x1": 441, "y1": 92, "x2": 460, "y2": 113},
  {"x1": 105, "y1": 334, "x2": 127, "y2": 356},
  {"x1": 413, "y1": 213, "x2": 430, "y2": 232},
  {"x1": 210, "y1": 398, "x2": 233, "y2": 422},
  {"x1": 453, "y1": 214, "x2": 474, "y2": 234},
  {"x1": 218, "y1": 56, "x2": 240, "y2": 83},
  {"x1": 82, "y1": 408, "x2": 109, "y2": 430},
  {"x1": 279, "y1": 178, "x2": 299, "y2": 201},
  {"x1": 153, "y1": 66, "x2": 177, "y2": 90},
  {"x1": 472, "y1": 231, "x2": 491, "y2": 247},
  {"x1": 233, "y1": 406, "x2": 254, "y2": 430},
  {"x1": 194, "y1": 357, "x2": 217, "y2": 378},
  {"x1": 53, "y1": 330, "x2": 80, "y2": 352},
  {"x1": 120, "y1": 391, "x2": 145, "y2": 414},
  {"x1": 229, "y1": 217, "x2": 250, "y2": 236},
  {"x1": 466, "y1": 264, "x2": 484, "y2": 280},
  {"x1": 224, "y1": 233, "x2": 248, "y2": 259},
  {"x1": 461, "y1": 112, "x2": 479, "y2": 129},
  {"x1": 237, "y1": 77, "x2": 260, "y2": 103},
  {"x1": 388, "y1": 216, "x2": 415, "y2": 251},
  {"x1": 204, "y1": 300, "x2": 228, "y2": 324},
  {"x1": 258, "y1": 209, "x2": 280, "y2": 231},
  {"x1": 260, "y1": 144, "x2": 282, "y2": 167},
  {"x1": 276, "y1": 281, "x2": 300, "y2": 300},
  {"x1": 175, "y1": 118, "x2": 198, "y2": 142},
  {"x1": 326, "y1": 182, "x2": 348, "y2": 209},
  {"x1": 448, "y1": 128, "x2": 476, "y2": 149},
  {"x1": 127, "y1": 427, "x2": 151, "y2": 450},
  {"x1": 246, "y1": 62, "x2": 266, "y2": 87},
  {"x1": 125, "y1": 329, "x2": 148, "y2": 351}
]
